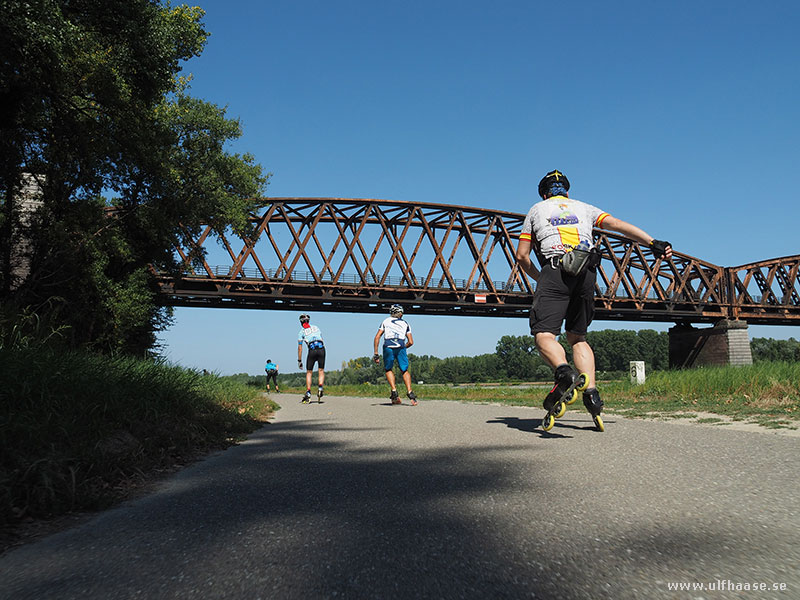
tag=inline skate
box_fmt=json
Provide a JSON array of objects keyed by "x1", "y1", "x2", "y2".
[
  {"x1": 583, "y1": 388, "x2": 605, "y2": 432},
  {"x1": 541, "y1": 364, "x2": 589, "y2": 432}
]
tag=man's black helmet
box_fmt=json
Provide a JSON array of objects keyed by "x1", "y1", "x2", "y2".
[
  {"x1": 299, "y1": 313, "x2": 310, "y2": 323},
  {"x1": 538, "y1": 169, "x2": 570, "y2": 199}
]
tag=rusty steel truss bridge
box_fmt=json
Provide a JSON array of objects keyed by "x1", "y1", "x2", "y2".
[{"x1": 152, "y1": 198, "x2": 800, "y2": 325}]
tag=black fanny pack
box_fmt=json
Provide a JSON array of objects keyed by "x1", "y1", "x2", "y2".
[
  {"x1": 308, "y1": 341, "x2": 324, "y2": 350},
  {"x1": 559, "y1": 247, "x2": 601, "y2": 276}
]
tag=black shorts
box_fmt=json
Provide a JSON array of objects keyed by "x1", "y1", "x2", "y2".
[
  {"x1": 306, "y1": 347, "x2": 326, "y2": 370},
  {"x1": 529, "y1": 262, "x2": 596, "y2": 336},
  {"x1": 265, "y1": 370, "x2": 278, "y2": 383}
]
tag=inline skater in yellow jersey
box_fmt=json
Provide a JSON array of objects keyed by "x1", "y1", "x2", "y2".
[{"x1": 515, "y1": 170, "x2": 673, "y2": 431}]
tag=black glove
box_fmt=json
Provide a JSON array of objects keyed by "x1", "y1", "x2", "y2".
[
  {"x1": 297, "y1": 360, "x2": 303, "y2": 369},
  {"x1": 373, "y1": 353, "x2": 380, "y2": 364},
  {"x1": 649, "y1": 239, "x2": 671, "y2": 258}
]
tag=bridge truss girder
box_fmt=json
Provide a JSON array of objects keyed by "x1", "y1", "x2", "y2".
[{"x1": 152, "y1": 198, "x2": 800, "y2": 325}]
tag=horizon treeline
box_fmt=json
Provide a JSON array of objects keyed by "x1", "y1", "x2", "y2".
[
  {"x1": 233, "y1": 329, "x2": 669, "y2": 386},
  {"x1": 230, "y1": 332, "x2": 799, "y2": 388}
]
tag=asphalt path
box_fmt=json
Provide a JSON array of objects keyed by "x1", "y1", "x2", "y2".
[{"x1": 1, "y1": 393, "x2": 799, "y2": 599}]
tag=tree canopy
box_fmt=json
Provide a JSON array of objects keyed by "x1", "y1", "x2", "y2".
[
  {"x1": 750, "y1": 337, "x2": 800, "y2": 362},
  {"x1": 268, "y1": 329, "x2": 670, "y2": 387},
  {"x1": 0, "y1": 1, "x2": 269, "y2": 353}
]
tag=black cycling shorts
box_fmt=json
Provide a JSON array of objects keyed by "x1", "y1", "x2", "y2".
[
  {"x1": 265, "y1": 370, "x2": 278, "y2": 384},
  {"x1": 306, "y1": 347, "x2": 326, "y2": 371},
  {"x1": 529, "y1": 262, "x2": 596, "y2": 336}
]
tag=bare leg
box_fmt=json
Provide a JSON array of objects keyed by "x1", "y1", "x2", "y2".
[
  {"x1": 305, "y1": 370, "x2": 312, "y2": 391},
  {"x1": 534, "y1": 332, "x2": 568, "y2": 369},
  {"x1": 402, "y1": 370, "x2": 412, "y2": 393},
  {"x1": 566, "y1": 332, "x2": 596, "y2": 388},
  {"x1": 318, "y1": 369, "x2": 325, "y2": 387},
  {"x1": 385, "y1": 369, "x2": 397, "y2": 390}
]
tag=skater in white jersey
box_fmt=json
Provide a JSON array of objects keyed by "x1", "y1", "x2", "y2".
[
  {"x1": 297, "y1": 314, "x2": 326, "y2": 403},
  {"x1": 373, "y1": 304, "x2": 418, "y2": 406}
]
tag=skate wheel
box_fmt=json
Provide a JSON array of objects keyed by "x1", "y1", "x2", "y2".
[
  {"x1": 565, "y1": 388, "x2": 578, "y2": 405},
  {"x1": 554, "y1": 401, "x2": 566, "y2": 419},
  {"x1": 577, "y1": 373, "x2": 590, "y2": 392},
  {"x1": 593, "y1": 414, "x2": 605, "y2": 432},
  {"x1": 542, "y1": 413, "x2": 555, "y2": 431}
]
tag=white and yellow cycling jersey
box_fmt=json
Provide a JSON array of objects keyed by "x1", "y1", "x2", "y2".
[{"x1": 520, "y1": 195, "x2": 610, "y2": 259}]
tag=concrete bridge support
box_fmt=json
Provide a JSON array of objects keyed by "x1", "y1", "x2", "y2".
[{"x1": 668, "y1": 319, "x2": 753, "y2": 368}]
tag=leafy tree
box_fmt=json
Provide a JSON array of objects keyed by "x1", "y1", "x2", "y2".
[
  {"x1": 325, "y1": 352, "x2": 507, "y2": 385},
  {"x1": 635, "y1": 329, "x2": 669, "y2": 370},
  {"x1": 533, "y1": 364, "x2": 553, "y2": 381},
  {"x1": 584, "y1": 329, "x2": 668, "y2": 372},
  {"x1": 0, "y1": 1, "x2": 268, "y2": 353},
  {"x1": 586, "y1": 330, "x2": 633, "y2": 371},
  {"x1": 751, "y1": 337, "x2": 800, "y2": 362},
  {"x1": 495, "y1": 335, "x2": 548, "y2": 380},
  {"x1": 469, "y1": 353, "x2": 504, "y2": 382}
]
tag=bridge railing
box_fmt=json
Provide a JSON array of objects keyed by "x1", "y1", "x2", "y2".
[
  {"x1": 183, "y1": 264, "x2": 680, "y2": 300},
  {"x1": 186, "y1": 266, "x2": 537, "y2": 293}
]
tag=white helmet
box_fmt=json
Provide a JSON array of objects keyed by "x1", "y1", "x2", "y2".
[{"x1": 389, "y1": 304, "x2": 404, "y2": 317}]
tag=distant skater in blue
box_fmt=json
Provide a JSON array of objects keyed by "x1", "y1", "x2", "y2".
[
  {"x1": 373, "y1": 304, "x2": 418, "y2": 406},
  {"x1": 264, "y1": 359, "x2": 279, "y2": 393}
]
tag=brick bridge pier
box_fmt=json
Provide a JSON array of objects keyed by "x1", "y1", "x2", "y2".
[{"x1": 668, "y1": 319, "x2": 754, "y2": 368}]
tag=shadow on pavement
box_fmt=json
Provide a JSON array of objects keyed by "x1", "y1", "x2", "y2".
[
  {"x1": 0, "y1": 415, "x2": 781, "y2": 600},
  {"x1": 488, "y1": 415, "x2": 615, "y2": 438}
]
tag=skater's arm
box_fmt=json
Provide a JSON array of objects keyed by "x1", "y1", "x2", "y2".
[
  {"x1": 601, "y1": 217, "x2": 672, "y2": 258},
  {"x1": 373, "y1": 330, "x2": 383, "y2": 363},
  {"x1": 405, "y1": 332, "x2": 414, "y2": 349},
  {"x1": 515, "y1": 238, "x2": 539, "y2": 279}
]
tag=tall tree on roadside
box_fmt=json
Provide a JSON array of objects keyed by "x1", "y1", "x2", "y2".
[{"x1": 0, "y1": 1, "x2": 269, "y2": 353}]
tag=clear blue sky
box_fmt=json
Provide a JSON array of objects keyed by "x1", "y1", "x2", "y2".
[{"x1": 157, "y1": 0, "x2": 800, "y2": 375}]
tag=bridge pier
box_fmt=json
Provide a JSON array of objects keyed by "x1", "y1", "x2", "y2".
[{"x1": 668, "y1": 319, "x2": 753, "y2": 368}]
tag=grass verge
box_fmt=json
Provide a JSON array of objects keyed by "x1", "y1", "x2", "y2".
[
  {"x1": 284, "y1": 361, "x2": 800, "y2": 429},
  {"x1": 0, "y1": 347, "x2": 278, "y2": 545},
  {"x1": 602, "y1": 362, "x2": 800, "y2": 429}
]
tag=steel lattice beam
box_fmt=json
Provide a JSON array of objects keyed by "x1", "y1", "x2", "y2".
[{"x1": 151, "y1": 198, "x2": 800, "y2": 324}]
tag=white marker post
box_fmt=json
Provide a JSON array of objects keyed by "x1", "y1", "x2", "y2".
[{"x1": 630, "y1": 361, "x2": 646, "y2": 385}]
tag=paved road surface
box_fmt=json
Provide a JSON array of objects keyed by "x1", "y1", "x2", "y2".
[{"x1": 1, "y1": 393, "x2": 798, "y2": 599}]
